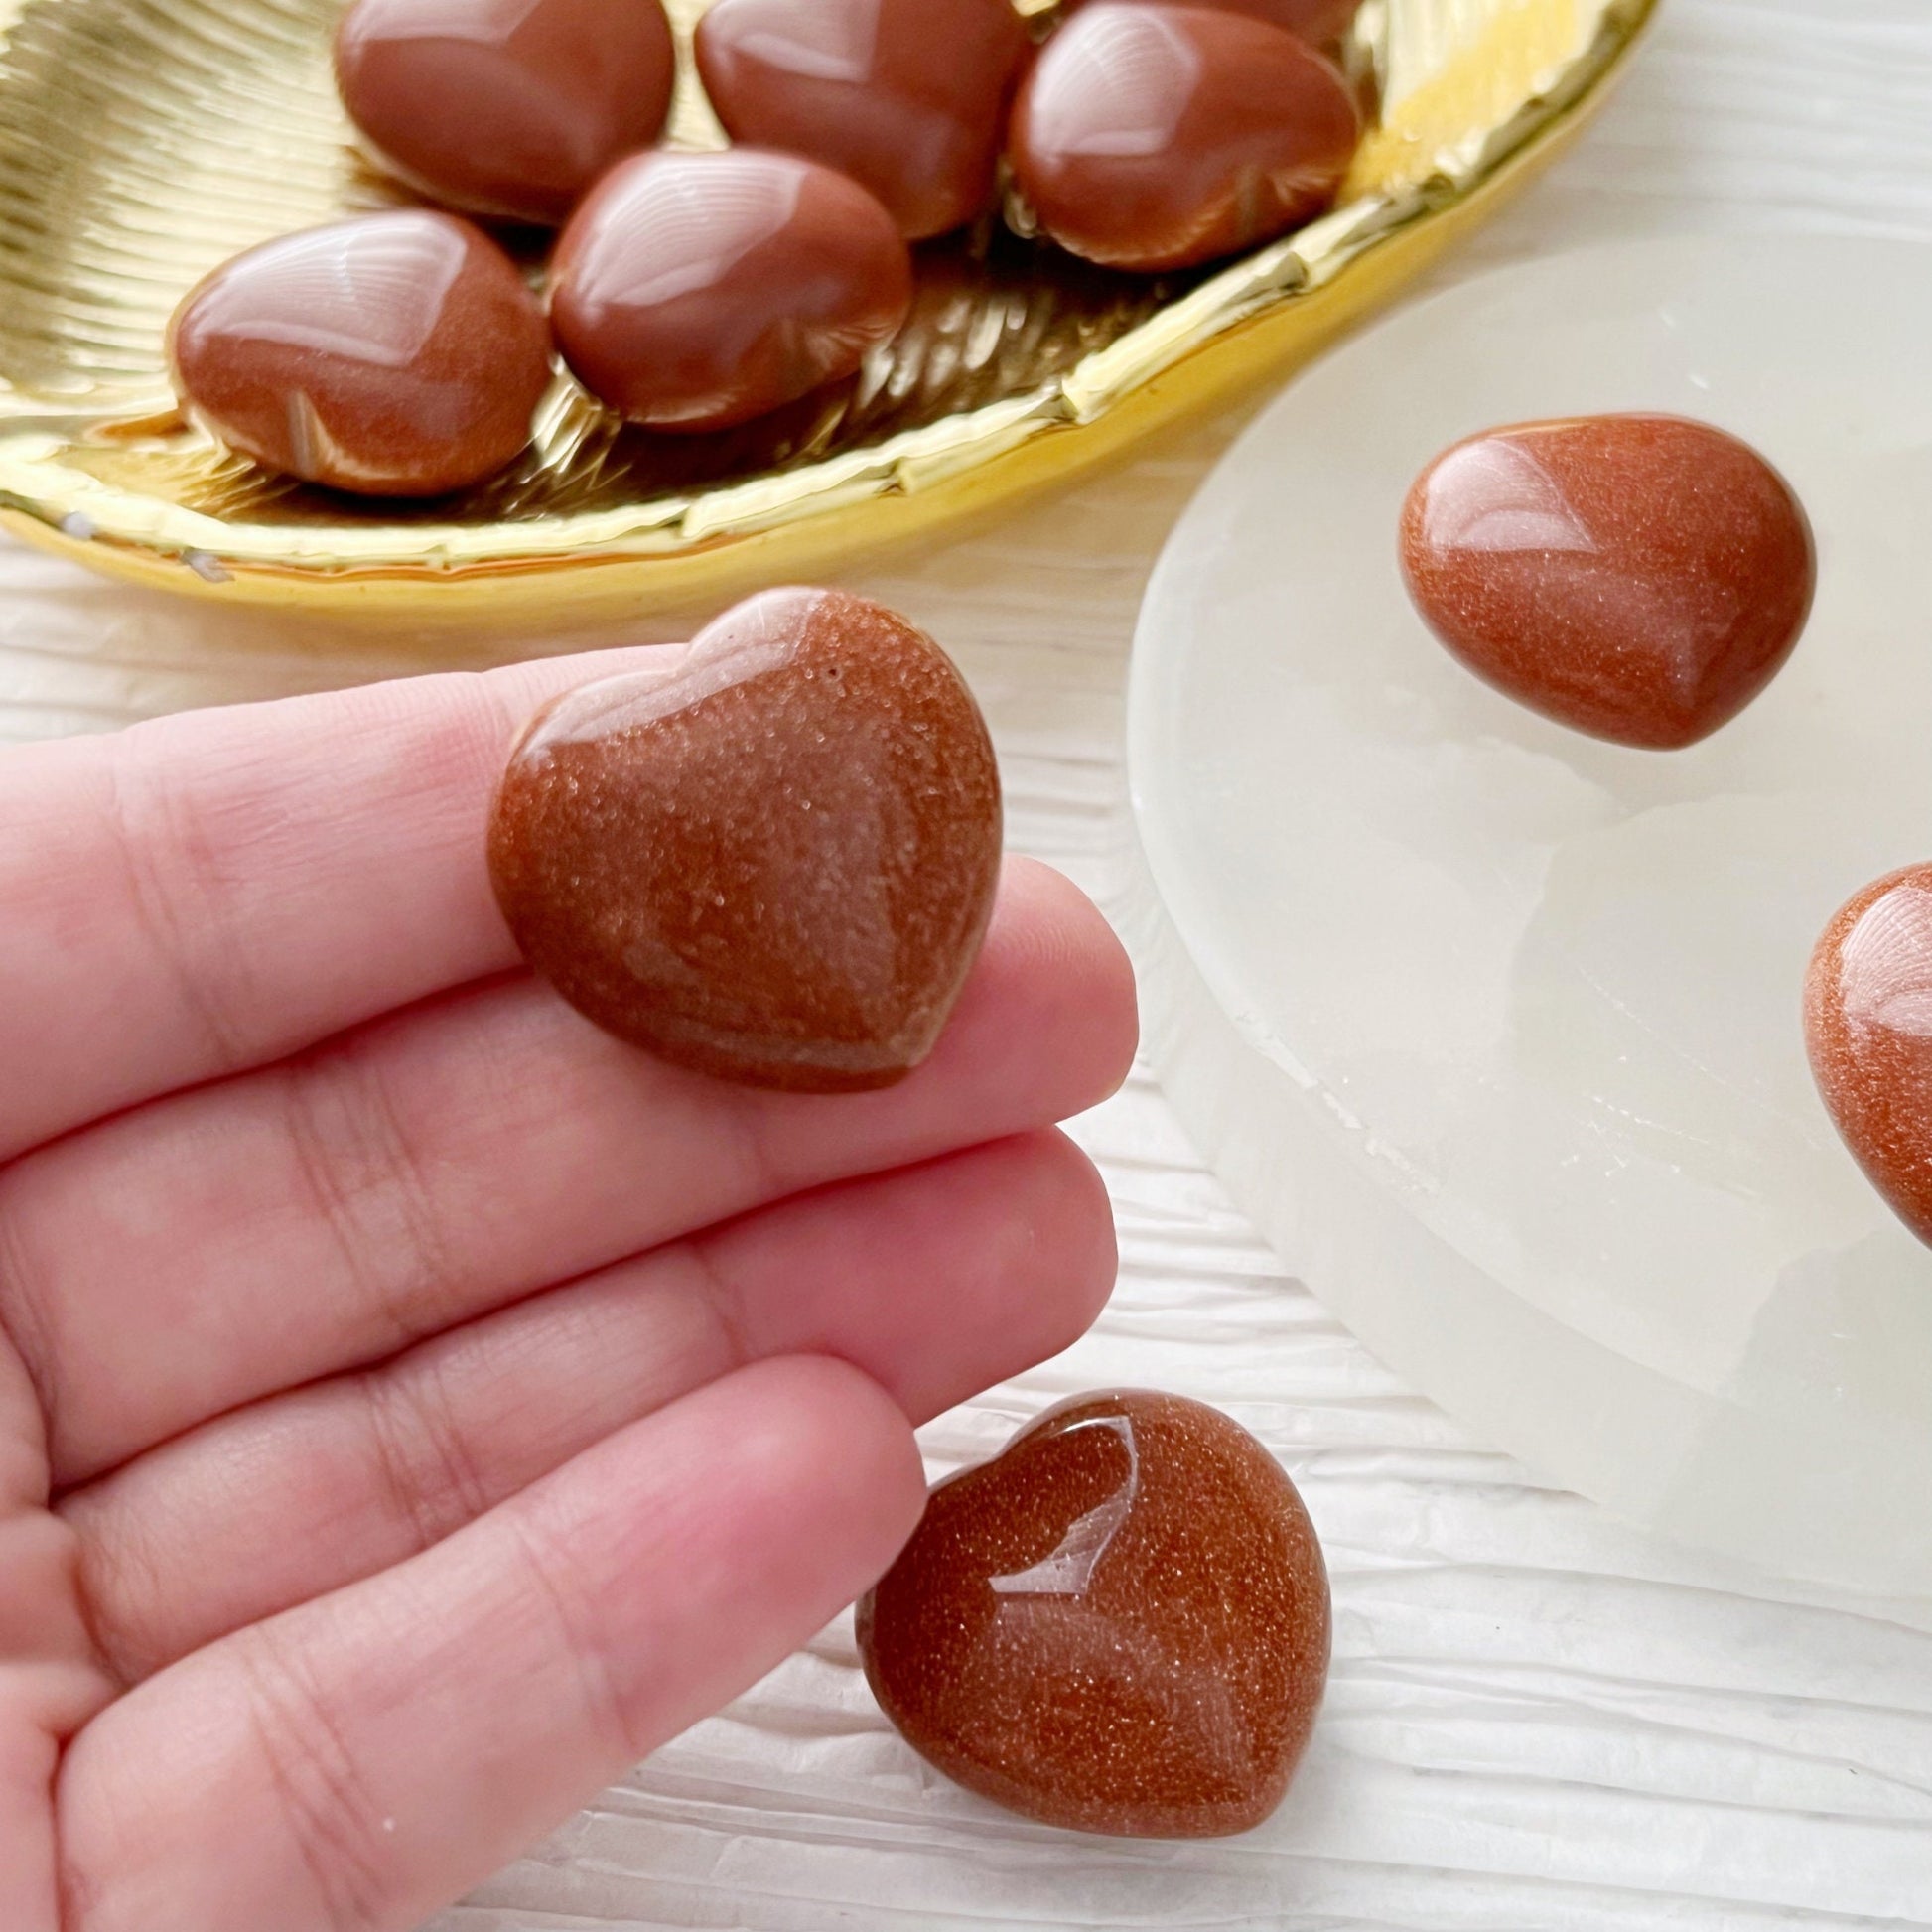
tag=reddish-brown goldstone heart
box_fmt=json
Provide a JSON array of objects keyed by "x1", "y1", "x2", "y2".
[
  {"x1": 488, "y1": 589, "x2": 1002, "y2": 1093},
  {"x1": 548, "y1": 149, "x2": 912, "y2": 433},
  {"x1": 858, "y1": 1390, "x2": 1330, "y2": 1838},
  {"x1": 1400, "y1": 414, "x2": 1816, "y2": 750},
  {"x1": 1008, "y1": 4, "x2": 1360, "y2": 273},
  {"x1": 167, "y1": 211, "x2": 553, "y2": 497},
  {"x1": 335, "y1": 0, "x2": 676, "y2": 226},
  {"x1": 695, "y1": 0, "x2": 1031, "y2": 240},
  {"x1": 1805, "y1": 864, "x2": 1932, "y2": 1246}
]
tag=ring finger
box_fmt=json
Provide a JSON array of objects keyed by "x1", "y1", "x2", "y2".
[{"x1": 61, "y1": 1129, "x2": 1115, "y2": 1684}]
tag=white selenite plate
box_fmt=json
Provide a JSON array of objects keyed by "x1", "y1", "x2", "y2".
[{"x1": 1122, "y1": 233, "x2": 1932, "y2": 1596}]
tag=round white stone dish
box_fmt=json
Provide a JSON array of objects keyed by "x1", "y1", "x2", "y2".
[{"x1": 1121, "y1": 232, "x2": 1932, "y2": 1595}]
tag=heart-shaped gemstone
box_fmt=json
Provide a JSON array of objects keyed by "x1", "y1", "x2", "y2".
[
  {"x1": 488, "y1": 589, "x2": 1002, "y2": 1092},
  {"x1": 1008, "y1": 4, "x2": 1360, "y2": 273},
  {"x1": 335, "y1": 0, "x2": 676, "y2": 226},
  {"x1": 1400, "y1": 414, "x2": 1816, "y2": 750},
  {"x1": 858, "y1": 1390, "x2": 1330, "y2": 1838},
  {"x1": 1805, "y1": 864, "x2": 1932, "y2": 1245},
  {"x1": 167, "y1": 211, "x2": 553, "y2": 496},
  {"x1": 696, "y1": 0, "x2": 1030, "y2": 240},
  {"x1": 549, "y1": 150, "x2": 912, "y2": 433}
]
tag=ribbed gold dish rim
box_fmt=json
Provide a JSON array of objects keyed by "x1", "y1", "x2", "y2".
[{"x1": 0, "y1": 0, "x2": 1657, "y2": 624}]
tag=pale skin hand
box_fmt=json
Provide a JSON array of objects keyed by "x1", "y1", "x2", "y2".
[{"x1": 0, "y1": 648, "x2": 1138, "y2": 1932}]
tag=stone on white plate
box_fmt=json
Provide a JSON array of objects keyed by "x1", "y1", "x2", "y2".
[{"x1": 1121, "y1": 234, "x2": 1932, "y2": 1593}]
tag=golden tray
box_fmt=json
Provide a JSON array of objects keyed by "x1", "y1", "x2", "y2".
[{"x1": 0, "y1": 0, "x2": 1654, "y2": 627}]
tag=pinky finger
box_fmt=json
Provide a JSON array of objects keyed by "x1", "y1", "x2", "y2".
[{"x1": 54, "y1": 1356, "x2": 924, "y2": 1932}]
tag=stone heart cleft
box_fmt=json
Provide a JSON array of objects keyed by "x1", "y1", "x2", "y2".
[
  {"x1": 488, "y1": 589, "x2": 1002, "y2": 1093},
  {"x1": 1805, "y1": 864, "x2": 1932, "y2": 1247},
  {"x1": 858, "y1": 1390, "x2": 1331, "y2": 1838},
  {"x1": 1400, "y1": 414, "x2": 1816, "y2": 750}
]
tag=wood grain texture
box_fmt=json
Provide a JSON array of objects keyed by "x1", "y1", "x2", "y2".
[{"x1": 2, "y1": 2, "x2": 1930, "y2": 1924}]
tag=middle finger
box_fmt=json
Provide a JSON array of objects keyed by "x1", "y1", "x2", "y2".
[
  {"x1": 5, "y1": 858, "x2": 1134, "y2": 1486},
  {"x1": 62, "y1": 1129, "x2": 1114, "y2": 1685}
]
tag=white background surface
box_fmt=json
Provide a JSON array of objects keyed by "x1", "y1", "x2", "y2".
[
  {"x1": 3, "y1": 2, "x2": 1930, "y2": 1924},
  {"x1": 1128, "y1": 231, "x2": 1932, "y2": 1598}
]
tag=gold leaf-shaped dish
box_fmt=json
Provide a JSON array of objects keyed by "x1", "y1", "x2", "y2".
[{"x1": 0, "y1": 0, "x2": 1654, "y2": 625}]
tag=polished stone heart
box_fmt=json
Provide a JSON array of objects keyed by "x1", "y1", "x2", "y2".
[
  {"x1": 549, "y1": 150, "x2": 912, "y2": 433},
  {"x1": 168, "y1": 211, "x2": 552, "y2": 497},
  {"x1": 1806, "y1": 864, "x2": 1932, "y2": 1246},
  {"x1": 858, "y1": 1390, "x2": 1330, "y2": 1838},
  {"x1": 1008, "y1": 4, "x2": 1360, "y2": 273},
  {"x1": 335, "y1": 0, "x2": 676, "y2": 226},
  {"x1": 488, "y1": 589, "x2": 1002, "y2": 1092},
  {"x1": 695, "y1": 0, "x2": 1030, "y2": 240},
  {"x1": 1400, "y1": 414, "x2": 1816, "y2": 750}
]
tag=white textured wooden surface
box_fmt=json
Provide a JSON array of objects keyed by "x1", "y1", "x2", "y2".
[{"x1": 4, "y1": 3, "x2": 1931, "y2": 1924}]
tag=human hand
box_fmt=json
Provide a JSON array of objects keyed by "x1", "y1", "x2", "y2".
[{"x1": 0, "y1": 648, "x2": 1136, "y2": 1931}]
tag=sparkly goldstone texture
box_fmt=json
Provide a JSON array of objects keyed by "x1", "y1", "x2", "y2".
[
  {"x1": 859, "y1": 1390, "x2": 1331, "y2": 1838},
  {"x1": 488, "y1": 588, "x2": 1002, "y2": 1093},
  {"x1": 1008, "y1": 4, "x2": 1359, "y2": 273},
  {"x1": 167, "y1": 212, "x2": 552, "y2": 497},
  {"x1": 1806, "y1": 864, "x2": 1932, "y2": 1247},
  {"x1": 1400, "y1": 414, "x2": 1816, "y2": 750}
]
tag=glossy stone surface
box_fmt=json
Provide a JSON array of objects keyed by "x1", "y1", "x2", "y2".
[
  {"x1": 1805, "y1": 866, "x2": 1932, "y2": 1247},
  {"x1": 1400, "y1": 414, "x2": 1816, "y2": 751},
  {"x1": 335, "y1": 0, "x2": 676, "y2": 226},
  {"x1": 488, "y1": 589, "x2": 1002, "y2": 1091},
  {"x1": 166, "y1": 211, "x2": 552, "y2": 496},
  {"x1": 858, "y1": 1390, "x2": 1330, "y2": 1838},
  {"x1": 1009, "y1": 4, "x2": 1359, "y2": 273},
  {"x1": 695, "y1": 0, "x2": 1030, "y2": 240},
  {"x1": 549, "y1": 151, "x2": 913, "y2": 433},
  {"x1": 1066, "y1": 0, "x2": 1360, "y2": 45}
]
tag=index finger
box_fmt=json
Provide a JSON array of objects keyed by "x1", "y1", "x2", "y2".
[{"x1": 0, "y1": 645, "x2": 680, "y2": 1162}]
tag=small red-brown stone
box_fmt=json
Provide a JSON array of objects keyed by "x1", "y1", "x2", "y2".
[
  {"x1": 858, "y1": 1390, "x2": 1330, "y2": 1838},
  {"x1": 1400, "y1": 414, "x2": 1816, "y2": 750},
  {"x1": 1008, "y1": 4, "x2": 1360, "y2": 273},
  {"x1": 335, "y1": 0, "x2": 676, "y2": 226},
  {"x1": 1805, "y1": 865, "x2": 1932, "y2": 1247},
  {"x1": 1064, "y1": 0, "x2": 1360, "y2": 46},
  {"x1": 488, "y1": 589, "x2": 1002, "y2": 1093},
  {"x1": 696, "y1": 0, "x2": 1031, "y2": 240},
  {"x1": 166, "y1": 211, "x2": 552, "y2": 496},
  {"x1": 549, "y1": 150, "x2": 914, "y2": 433}
]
